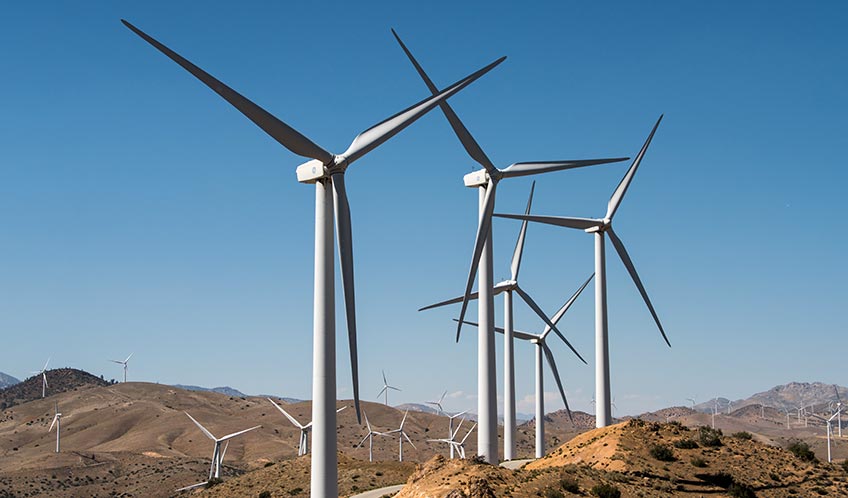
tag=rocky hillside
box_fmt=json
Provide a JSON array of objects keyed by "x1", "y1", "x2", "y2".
[
  {"x1": 694, "y1": 382, "x2": 847, "y2": 413},
  {"x1": 0, "y1": 368, "x2": 108, "y2": 410},
  {"x1": 0, "y1": 372, "x2": 19, "y2": 389}
]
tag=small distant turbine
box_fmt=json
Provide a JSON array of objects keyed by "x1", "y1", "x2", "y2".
[
  {"x1": 686, "y1": 398, "x2": 695, "y2": 410},
  {"x1": 833, "y1": 385, "x2": 843, "y2": 438},
  {"x1": 48, "y1": 403, "x2": 62, "y2": 453},
  {"x1": 355, "y1": 410, "x2": 384, "y2": 462},
  {"x1": 109, "y1": 353, "x2": 133, "y2": 383},
  {"x1": 184, "y1": 412, "x2": 261, "y2": 481},
  {"x1": 377, "y1": 371, "x2": 401, "y2": 407},
  {"x1": 32, "y1": 358, "x2": 50, "y2": 398},
  {"x1": 450, "y1": 422, "x2": 477, "y2": 459},
  {"x1": 445, "y1": 410, "x2": 468, "y2": 459},
  {"x1": 381, "y1": 410, "x2": 415, "y2": 462},
  {"x1": 268, "y1": 398, "x2": 346, "y2": 456},
  {"x1": 428, "y1": 417, "x2": 466, "y2": 459},
  {"x1": 426, "y1": 391, "x2": 448, "y2": 414}
]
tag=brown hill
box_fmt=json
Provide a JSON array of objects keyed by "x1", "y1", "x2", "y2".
[
  {"x1": 0, "y1": 368, "x2": 108, "y2": 410},
  {"x1": 398, "y1": 420, "x2": 848, "y2": 497}
]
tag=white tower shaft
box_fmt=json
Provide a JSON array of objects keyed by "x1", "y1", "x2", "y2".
[
  {"x1": 534, "y1": 342, "x2": 544, "y2": 458},
  {"x1": 503, "y1": 290, "x2": 515, "y2": 460},
  {"x1": 594, "y1": 231, "x2": 612, "y2": 428},
  {"x1": 477, "y1": 185, "x2": 497, "y2": 464},
  {"x1": 310, "y1": 180, "x2": 337, "y2": 498}
]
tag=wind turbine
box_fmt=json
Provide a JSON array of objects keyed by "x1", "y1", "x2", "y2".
[
  {"x1": 426, "y1": 390, "x2": 448, "y2": 414},
  {"x1": 428, "y1": 417, "x2": 466, "y2": 459},
  {"x1": 356, "y1": 410, "x2": 384, "y2": 462},
  {"x1": 377, "y1": 371, "x2": 401, "y2": 406},
  {"x1": 123, "y1": 21, "x2": 503, "y2": 497},
  {"x1": 381, "y1": 410, "x2": 416, "y2": 462},
  {"x1": 811, "y1": 411, "x2": 840, "y2": 462},
  {"x1": 268, "y1": 398, "x2": 346, "y2": 456},
  {"x1": 109, "y1": 353, "x2": 133, "y2": 383},
  {"x1": 32, "y1": 358, "x2": 49, "y2": 398},
  {"x1": 48, "y1": 403, "x2": 62, "y2": 453},
  {"x1": 450, "y1": 422, "x2": 477, "y2": 459},
  {"x1": 834, "y1": 385, "x2": 843, "y2": 438},
  {"x1": 445, "y1": 410, "x2": 469, "y2": 459},
  {"x1": 495, "y1": 116, "x2": 670, "y2": 429},
  {"x1": 686, "y1": 398, "x2": 696, "y2": 410},
  {"x1": 461, "y1": 273, "x2": 593, "y2": 458},
  {"x1": 184, "y1": 412, "x2": 261, "y2": 482},
  {"x1": 420, "y1": 183, "x2": 588, "y2": 461},
  {"x1": 393, "y1": 31, "x2": 626, "y2": 462}
]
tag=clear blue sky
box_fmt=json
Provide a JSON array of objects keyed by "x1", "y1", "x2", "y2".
[{"x1": 1, "y1": 1, "x2": 846, "y2": 416}]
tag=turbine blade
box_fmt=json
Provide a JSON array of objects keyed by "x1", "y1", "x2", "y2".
[
  {"x1": 124, "y1": 353, "x2": 134, "y2": 363},
  {"x1": 400, "y1": 410, "x2": 409, "y2": 429},
  {"x1": 267, "y1": 398, "x2": 305, "y2": 429},
  {"x1": 494, "y1": 213, "x2": 603, "y2": 231},
  {"x1": 390, "y1": 29, "x2": 498, "y2": 176},
  {"x1": 377, "y1": 386, "x2": 388, "y2": 397},
  {"x1": 510, "y1": 182, "x2": 535, "y2": 281},
  {"x1": 419, "y1": 292, "x2": 477, "y2": 312},
  {"x1": 121, "y1": 20, "x2": 334, "y2": 164},
  {"x1": 49, "y1": 415, "x2": 58, "y2": 432},
  {"x1": 220, "y1": 441, "x2": 229, "y2": 462},
  {"x1": 606, "y1": 115, "x2": 663, "y2": 220},
  {"x1": 456, "y1": 318, "x2": 537, "y2": 341},
  {"x1": 541, "y1": 274, "x2": 594, "y2": 340},
  {"x1": 403, "y1": 431, "x2": 417, "y2": 449},
  {"x1": 109, "y1": 360, "x2": 123, "y2": 364},
  {"x1": 389, "y1": 386, "x2": 402, "y2": 392},
  {"x1": 606, "y1": 227, "x2": 670, "y2": 347},
  {"x1": 364, "y1": 410, "x2": 372, "y2": 432},
  {"x1": 43, "y1": 358, "x2": 50, "y2": 371},
  {"x1": 184, "y1": 412, "x2": 216, "y2": 441},
  {"x1": 336, "y1": 406, "x2": 349, "y2": 413},
  {"x1": 220, "y1": 425, "x2": 262, "y2": 441},
  {"x1": 500, "y1": 157, "x2": 629, "y2": 179},
  {"x1": 543, "y1": 343, "x2": 573, "y2": 424},
  {"x1": 356, "y1": 433, "x2": 370, "y2": 448},
  {"x1": 342, "y1": 56, "x2": 506, "y2": 165},
  {"x1": 455, "y1": 181, "x2": 497, "y2": 342},
  {"x1": 514, "y1": 285, "x2": 586, "y2": 364},
  {"x1": 382, "y1": 370, "x2": 388, "y2": 385},
  {"x1": 331, "y1": 173, "x2": 362, "y2": 423},
  {"x1": 438, "y1": 390, "x2": 447, "y2": 404},
  {"x1": 461, "y1": 423, "x2": 477, "y2": 444}
]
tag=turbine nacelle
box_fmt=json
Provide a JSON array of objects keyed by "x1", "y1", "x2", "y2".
[{"x1": 463, "y1": 168, "x2": 491, "y2": 187}]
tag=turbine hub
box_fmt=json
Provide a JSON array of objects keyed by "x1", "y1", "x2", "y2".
[{"x1": 463, "y1": 169, "x2": 489, "y2": 187}]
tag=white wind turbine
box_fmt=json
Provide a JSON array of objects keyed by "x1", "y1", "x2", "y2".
[
  {"x1": 109, "y1": 353, "x2": 133, "y2": 383},
  {"x1": 461, "y1": 273, "x2": 592, "y2": 458},
  {"x1": 426, "y1": 390, "x2": 448, "y2": 414},
  {"x1": 811, "y1": 411, "x2": 841, "y2": 462},
  {"x1": 32, "y1": 358, "x2": 50, "y2": 398},
  {"x1": 495, "y1": 116, "x2": 670, "y2": 429},
  {"x1": 123, "y1": 21, "x2": 503, "y2": 497},
  {"x1": 450, "y1": 422, "x2": 477, "y2": 459},
  {"x1": 444, "y1": 410, "x2": 469, "y2": 459},
  {"x1": 356, "y1": 410, "x2": 385, "y2": 462},
  {"x1": 377, "y1": 371, "x2": 401, "y2": 406},
  {"x1": 686, "y1": 398, "x2": 696, "y2": 410},
  {"x1": 48, "y1": 403, "x2": 63, "y2": 453},
  {"x1": 267, "y1": 398, "x2": 347, "y2": 456},
  {"x1": 419, "y1": 182, "x2": 588, "y2": 461},
  {"x1": 381, "y1": 410, "x2": 416, "y2": 462},
  {"x1": 393, "y1": 31, "x2": 626, "y2": 462},
  {"x1": 184, "y1": 412, "x2": 261, "y2": 482},
  {"x1": 428, "y1": 417, "x2": 466, "y2": 459},
  {"x1": 834, "y1": 386, "x2": 843, "y2": 438}
]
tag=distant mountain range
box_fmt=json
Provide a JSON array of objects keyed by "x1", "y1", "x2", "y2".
[
  {"x1": 692, "y1": 381, "x2": 846, "y2": 413},
  {"x1": 171, "y1": 384, "x2": 302, "y2": 403},
  {"x1": 0, "y1": 372, "x2": 19, "y2": 389}
]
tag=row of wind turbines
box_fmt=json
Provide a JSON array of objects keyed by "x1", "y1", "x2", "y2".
[
  {"x1": 30, "y1": 354, "x2": 134, "y2": 399},
  {"x1": 116, "y1": 18, "x2": 673, "y2": 496}
]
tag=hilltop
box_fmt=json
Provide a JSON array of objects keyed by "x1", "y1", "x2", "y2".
[
  {"x1": 0, "y1": 368, "x2": 108, "y2": 410},
  {"x1": 397, "y1": 420, "x2": 848, "y2": 497},
  {"x1": 0, "y1": 372, "x2": 19, "y2": 389}
]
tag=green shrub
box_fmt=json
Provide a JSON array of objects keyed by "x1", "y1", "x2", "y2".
[
  {"x1": 206, "y1": 477, "x2": 223, "y2": 488},
  {"x1": 690, "y1": 457, "x2": 708, "y2": 468},
  {"x1": 560, "y1": 475, "x2": 580, "y2": 493},
  {"x1": 728, "y1": 481, "x2": 756, "y2": 498},
  {"x1": 787, "y1": 441, "x2": 817, "y2": 462},
  {"x1": 591, "y1": 483, "x2": 621, "y2": 498},
  {"x1": 698, "y1": 426, "x2": 723, "y2": 447},
  {"x1": 674, "y1": 438, "x2": 698, "y2": 449},
  {"x1": 732, "y1": 431, "x2": 753, "y2": 440},
  {"x1": 649, "y1": 444, "x2": 676, "y2": 462}
]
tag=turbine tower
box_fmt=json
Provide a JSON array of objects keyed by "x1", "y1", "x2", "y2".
[
  {"x1": 32, "y1": 358, "x2": 49, "y2": 398},
  {"x1": 123, "y1": 21, "x2": 503, "y2": 497},
  {"x1": 268, "y1": 398, "x2": 346, "y2": 456},
  {"x1": 393, "y1": 31, "x2": 627, "y2": 462},
  {"x1": 109, "y1": 353, "x2": 133, "y2": 383},
  {"x1": 48, "y1": 403, "x2": 62, "y2": 453},
  {"x1": 495, "y1": 116, "x2": 671, "y2": 428},
  {"x1": 420, "y1": 183, "x2": 587, "y2": 460},
  {"x1": 461, "y1": 273, "x2": 592, "y2": 458},
  {"x1": 356, "y1": 410, "x2": 384, "y2": 462},
  {"x1": 184, "y1": 412, "x2": 261, "y2": 482},
  {"x1": 377, "y1": 371, "x2": 401, "y2": 406},
  {"x1": 382, "y1": 410, "x2": 416, "y2": 462},
  {"x1": 834, "y1": 385, "x2": 843, "y2": 438}
]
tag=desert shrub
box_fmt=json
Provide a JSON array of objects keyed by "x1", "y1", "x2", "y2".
[
  {"x1": 698, "y1": 426, "x2": 723, "y2": 447},
  {"x1": 787, "y1": 441, "x2": 817, "y2": 462},
  {"x1": 591, "y1": 483, "x2": 621, "y2": 498},
  {"x1": 264, "y1": 462, "x2": 274, "y2": 467},
  {"x1": 732, "y1": 431, "x2": 753, "y2": 440},
  {"x1": 560, "y1": 475, "x2": 580, "y2": 492},
  {"x1": 206, "y1": 477, "x2": 223, "y2": 488},
  {"x1": 690, "y1": 457, "x2": 708, "y2": 468},
  {"x1": 469, "y1": 455, "x2": 489, "y2": 465},
  {"x1": 288, "y1": 488, "x2": 303, "y2": 496},
  {"x1": 674, "y1": 438, "x2": 698, "y2": 449},
  {"x1": 728, "y1": 481, "x2": 756, "y2": 498},
  {"x1": 544, "y1": 488, "x2": 565, "y2": 498},
  {"x1": 375, "y1": 471, "x2": 383, "y2": 476},
  {"x1": 841, "y1": 459, "x2": 848, "y2": 473},
  {"x1": 258, "y1": 492, "x2": 272, "y2": 498},
  {"x1": 695, "y1": 472, "x2": 734, "y2": 488},
  {"x1": 667, "y1": 420, "x2": 685, "y2": 430},
  {"x1": 649, "y1": 444, "x2": 676, "y2": 462}
]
